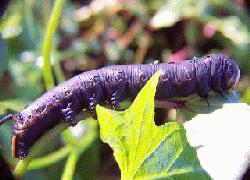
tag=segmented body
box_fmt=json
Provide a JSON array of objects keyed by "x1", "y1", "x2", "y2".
[{"x1": 11, "y1": 54, "x2": 240, "y2": 158}]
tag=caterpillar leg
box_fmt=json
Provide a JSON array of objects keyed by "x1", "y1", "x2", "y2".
[
  {"x1": 218, "y1": 89, "x2": 229, "y2": 101},
  {"x1": 111, "y1": 98, "x2": 120, "y2": 110},
  {"x1": 199, "y1": 94, "x2": 210, "y2": 110},
  {"x1": 204, "y1": 97, "x2": 211, "y2": 110},
  {"x1": 110, "y1": 90, "x2": 122, "y2": 110},
  {"x1": 61, "y1": 103, "x2": 77, "y2": 126},
  {"x1": 88, "y1": 97, "x2": 99, "y2": 119}
]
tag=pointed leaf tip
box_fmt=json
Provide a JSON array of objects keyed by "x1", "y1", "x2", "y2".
[{"x1": 97, "y1": 72, "x2": 210, "y2": 179}]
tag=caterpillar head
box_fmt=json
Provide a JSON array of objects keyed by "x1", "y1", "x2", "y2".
[
  {"x1": 222, "y1": 57, "x2": 240, "y2": 91},
  {"x1": 12, "y1": 112, "x2": 32, "y2": 158},
  {"x1": 12, "y1": 108, "x2": 55, "y2": 158},
  {"x1": 208, "y1": 54, "x2": 240, "y2": 92}
]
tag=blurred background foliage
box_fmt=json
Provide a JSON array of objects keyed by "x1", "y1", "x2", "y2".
[{"x1": 0, "y1": 0, "x2": 249, "y2": 179}]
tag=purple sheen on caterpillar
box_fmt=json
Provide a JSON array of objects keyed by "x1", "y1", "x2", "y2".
[{"x1": 1, "y1": 53, "x2": 240, "y2": 158}]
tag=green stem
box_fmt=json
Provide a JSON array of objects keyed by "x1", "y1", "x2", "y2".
[
  {"x1": 28, "y1": 146, "x2": 70, "y2": 170},
  {"x1": 13, "y1": 160, "x2": 30, "y2": 177},
  {"x1": 61, "y1": 152, "x2": 80, "y2": 180},
  {"x1": 42, "y1": 0, "x2": 65, "y2": 90},
  {"x1": 62, "y1": 120, "x2": 98, "y2": 180},
  {"x1": 63, "y1": 128, "x2": 76, "y2": 145}
]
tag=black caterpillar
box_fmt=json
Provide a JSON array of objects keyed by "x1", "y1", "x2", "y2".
[{"x1": 0, "y1": 54, "x2": 240, "y2": 158}]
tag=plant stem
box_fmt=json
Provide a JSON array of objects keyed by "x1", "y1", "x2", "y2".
[
  {"x1": 28, "y1": 146, "x2": 70, "y2": 170},
  {"x1": 13, "y1": 159, "x2": 30, "y2": 177},
  {"x1": 42, "y1": 0, "x2": 65, "y2": 90},
  {"x1": 61, "y1": 120, "x2": 98, "y2": 180},
  {"x1": 61, "y1": 152, "x2": 80, "y2": 180}
]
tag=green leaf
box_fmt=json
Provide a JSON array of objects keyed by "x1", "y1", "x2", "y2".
[
  {"x1": 97, "y1": 72, "x2": 210, "y2": 180},
  {"x1": 27, "y1": 146, "x2": 70, "y2": 170}
]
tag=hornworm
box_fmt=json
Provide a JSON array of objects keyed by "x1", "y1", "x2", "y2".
[{"x1": 0, "y1": 54, "x2": 240, "y2": 158}]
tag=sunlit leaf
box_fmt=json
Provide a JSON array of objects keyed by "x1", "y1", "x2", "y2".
[{"x1": 97, "y1": 72, "x2": 210, "y2": 179}]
